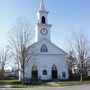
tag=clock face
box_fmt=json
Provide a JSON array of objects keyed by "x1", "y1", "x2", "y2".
[{"x1": 40, "y1": 28, "x2": 48, "y2": 35}]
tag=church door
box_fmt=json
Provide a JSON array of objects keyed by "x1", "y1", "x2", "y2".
[
  {"x1": 51, "y1": 65, "x2": 58, "y2": 79},
  {"x1": 52, "y1": 70, "x2": 57, "y2": 79},
  {"x1": 32, "y1": 70, "x2": 38, "y2": 79},
  {"x1": 31, "y1": 65, "x2": 38, "y2": 79}
]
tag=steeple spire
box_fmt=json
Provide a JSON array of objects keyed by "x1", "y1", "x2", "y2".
[{"x1": 39, "y1": 0, "x2": 46, "y2": 11}]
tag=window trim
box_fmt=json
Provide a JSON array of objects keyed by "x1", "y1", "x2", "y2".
[
  {"x1": 41, "y1": 44, "x2": 48, "y2": 52},
  {"x1": 62, "y1": 72, "x2": 66, "y2": 79},
  {"x1": 43, "y1": 70, "x2": 47, "y2": 75},
  {"x1": 42, "y1": 16, "x2": 45, "y2": 24}
]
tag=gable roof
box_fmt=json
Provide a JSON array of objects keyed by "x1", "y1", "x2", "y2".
[{"x1": 28, "y1": 39, "x2": 67, "y2": 55}]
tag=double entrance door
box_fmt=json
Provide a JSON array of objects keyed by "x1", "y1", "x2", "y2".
[
  {"x1": 31, "y1": 70, "x2": 38, "y2": 79},
  {"x1": 52, "y1": 70, "x2": 57, "y2": 79}
]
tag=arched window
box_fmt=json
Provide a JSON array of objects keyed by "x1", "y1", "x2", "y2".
[
  {"x1": 42, "y1": 16, "x2": 45, "y2": 24},
  {"x1": 43, "y1": 70, "x2": 47, "y2": 75},
  {"x1": 32, "y1": 65, "x2": 37, "y2": 71},
  {"x1": 52, "y1": 65, "x2": 57, "y2": 70},
  {"x1": 41, "y1": 44, "x2": 48, "y2": 52}
]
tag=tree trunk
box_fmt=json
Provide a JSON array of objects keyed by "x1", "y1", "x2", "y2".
[
  {"x1": 80, "y1": 73, "x2": 83, "y2": 83},
  {"x1": 1, "y1": 67, "x2": 4, "y2": 79},
  {"x1": 22, "y1": 66, "x2": 25, "y2": 85}
]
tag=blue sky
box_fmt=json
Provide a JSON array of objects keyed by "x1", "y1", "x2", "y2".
[{"x1": 0, "y1": 0, "x2": 90, "y2": 51}]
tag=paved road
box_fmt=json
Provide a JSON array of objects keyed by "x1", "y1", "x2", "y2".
[{"x1": 0, "y1": 85, "x2": 90, "y2": 90}]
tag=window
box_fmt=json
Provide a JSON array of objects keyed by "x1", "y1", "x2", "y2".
[
  {"x1": 52, "y1": 65, "x2": 57, "y2": 70},
  {"x1": 62, "y1": 72, "x2": 66, "y2": 79},
  {"x1": 41, "y1": 44, "x2": 48, "y2": 52},
  {"x1": 32, "y1": 65, "x2": 37, "y2": 71},
  {"x1": 42, "y1": 16, "x2": 45, "y2": 24},
  {"x1": 43, "y1": 70, "x2": 47, "y2": 75}
]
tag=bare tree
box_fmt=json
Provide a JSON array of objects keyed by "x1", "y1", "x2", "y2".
[
  {"x1": 68, "y1": 32, "x2": 89, "y2": 82},
  {"x1": 0, "y1": 46, "x2": 10, "y2": 78},
  {"x1": 67, "y1": 51, "x2": 75, "y2": 72},
  {"x1": 8, "y1": 18, "x2": 34, "y2": 84}
]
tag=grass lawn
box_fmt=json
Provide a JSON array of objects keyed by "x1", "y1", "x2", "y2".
[
  {"x1": 47, "y1": 81, "x2": 90, "y2": 87},
  {"x1": 0, "y1": 80, "x2": 19, "y2": 85},
  {"x1": 0, "y1": 80, "x2": 90, "y2": 88},
  {"x1": 46, "y1": 81, "x2": 81, "y2": 87}
]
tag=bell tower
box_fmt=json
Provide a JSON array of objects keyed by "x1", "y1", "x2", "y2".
[{"x1": 35, "y1": 0, "x2": 52, "y2": 42}]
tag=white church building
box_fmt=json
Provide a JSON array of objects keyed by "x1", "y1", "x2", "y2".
[{"x1": 20, "y1": 0, "x2": 69, "y2": 81}]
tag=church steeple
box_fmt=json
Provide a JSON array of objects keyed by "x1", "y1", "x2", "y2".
[
  {"x1": 39, "y1": 0, "x2": 46, "y2": 11},
  {"x1": 35, "y1": 0, "x2": 52, "y2": 42}
]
